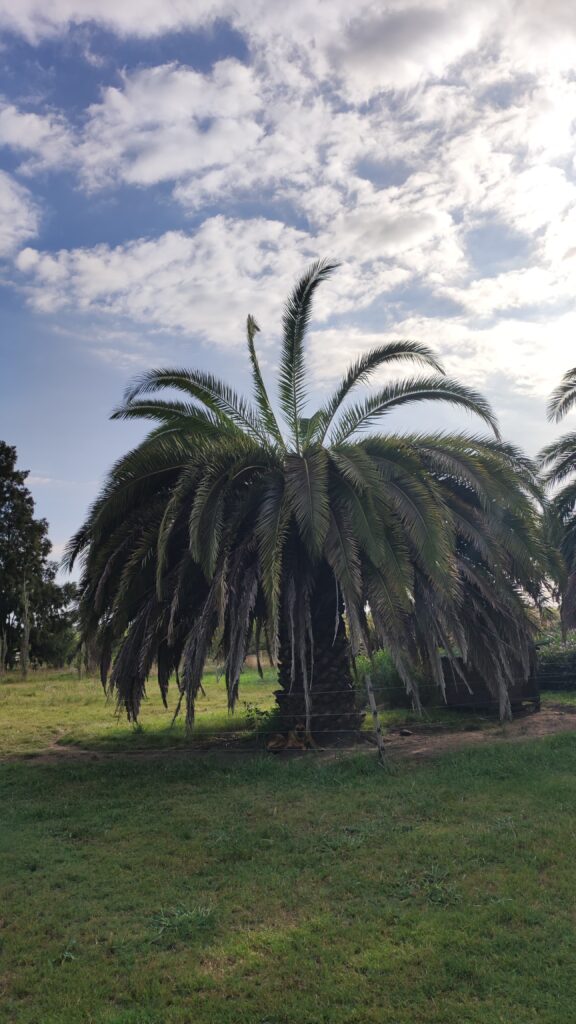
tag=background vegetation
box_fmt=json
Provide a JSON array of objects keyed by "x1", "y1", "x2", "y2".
[{"x1": 0, "y1": 442, "x2": 77, "y2": 675}]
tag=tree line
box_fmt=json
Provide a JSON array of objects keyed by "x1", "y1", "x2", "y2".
[{"x1": 0, "y1": 442, "x2": 77, "y2": 676}]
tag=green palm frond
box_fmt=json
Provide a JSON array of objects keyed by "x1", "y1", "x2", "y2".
[
  {"x1": 188, "y1": 446, "x2": 270, "y2": 575},
  {"x1": 255, "y1": 476, "x2": 290, "y2": 638},
  {"x1": 329, "y1": 472, "x2": 413, "y2": 604},
  {"x1": 547, "y1": 367, "x2": 576, "y2": 422},
  {"x1": 314, "y1": 340, "x2": 445, "y2": 444},
  {"x1": 330, "y1": 376, "x2": 499, "y2": 444},
  {"x1": 64, "y1": 430, "x2": 191, "y2": 568},
  {"x1": 284, "y1": 449, "x2": 330, "y2": 557},
  {"x1": 325, "y1": 512, "x2": 363, "y2": 609},
  {"x1": 541, "y1": 368, "x2": 576, "y2": 629},
  {"x1": 122, "y1": 368, "x2": 264, "y2": 439},
  {"x1": 246, "y1": 315, "x2": 284, "y2": 447},
  {"x1": 110, "y1": 398, "x2": 239, "y2": 440},
  {"x1": 413, "y1": 433, "x2": 541, "y2": 506},
  {"x1": 551, "y1": 479, "x2": 576, "y2": 520},
  {"x1": 277, "y1": 259, "x2": 338, "y2": 452},
  {"x1": 539, "y1": 431, "x2": 576, "y2": 484}
]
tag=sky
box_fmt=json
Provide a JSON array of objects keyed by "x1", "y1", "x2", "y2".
[{"x1": 1, "y1": 0, "x2": 576, "y2": 566}]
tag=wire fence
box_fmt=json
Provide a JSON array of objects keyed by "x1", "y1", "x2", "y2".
[
  {"x1": 104, "y1": 667, "x2": 576, "y2": 747},
  {"x1": 179, "y1": 689, "x2": 559, "y2": 741}
]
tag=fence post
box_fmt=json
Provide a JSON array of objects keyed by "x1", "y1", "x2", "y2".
[{"x1": 365, "y1": 673, "x2": 386, "y2": 766}]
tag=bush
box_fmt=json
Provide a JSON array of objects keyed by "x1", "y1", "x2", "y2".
[
  {"x1": 536, "y1": 624, "x2": 576, "y2": 690},
  {"x1": 355, "y1": 650, "x2": 413, "y2": 709}
]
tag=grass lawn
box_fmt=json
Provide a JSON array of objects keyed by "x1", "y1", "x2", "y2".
[{"x1": 1, "y1": 670, "x2": 576, "y2": 1023}]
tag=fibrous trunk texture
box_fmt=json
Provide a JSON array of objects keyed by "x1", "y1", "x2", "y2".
[{"x1": 275, "y1": 563, "x2": 362, "y2": 744}]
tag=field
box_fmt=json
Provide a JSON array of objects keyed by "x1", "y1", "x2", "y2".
[{"x1": 1, "y1": 669, "x2": 576, "y2": 1023}]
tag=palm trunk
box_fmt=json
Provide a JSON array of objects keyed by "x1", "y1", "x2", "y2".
[{"x1": 274, "y1": 562, "x2": 362, "y2": 744}]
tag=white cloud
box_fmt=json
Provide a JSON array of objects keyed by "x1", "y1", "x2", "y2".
[
  {"x1": 308, "y1": 311, "x2": 576, "y2": 406},
  {"x1": 3, "y1": 0, "x2": 576, "y2": 415},
  {"x1": 13, "y1": 204, "x2": 471, "y2": 350},
  {"x1": 441, "y1": 268, "x2": 563, "y2": 316},
  {"x1": 27, "y1": 473, "x2": 99, "y2": 488},
  {"x1": 0, "y1": 0, "x2": 219, "y2": 41},
  {"x1": 2, "y1": 4, "x2": 575, "y2": 255},
  {"x1": 0, "y1": 101, "x2": 74, "y2": 173},
  {"x1": 79, "y1": 60, "x2": 263, "y2": 188},
  {"x1": 15, "y1": 218, "x2": 319, "y2": 342},
  {"x1": 3, "y1": 0, "x2": 576, "y2": 93},
  {"x1": 504, "y1": 0, "x2": 576, "y2": 71},
  {"x1": 14, "y1": 210, "x2": 573, "y2": 415},
  {"x1": 331, "y1": 4, "x2": 492, "y2": 99},
  {"x1": 0, "y1": 170, "x2": 38, "y2": 256}
]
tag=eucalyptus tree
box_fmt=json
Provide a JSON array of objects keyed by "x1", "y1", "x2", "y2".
[
  {"x1": 67, "y1": 261, "x2": 545, "y2": 737},
  {"x1": 539, "y1": 366, "x2": 576, "y2": 631}
]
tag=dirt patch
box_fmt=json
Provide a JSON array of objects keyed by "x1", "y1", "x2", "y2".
[
  {"x1": 379, "y1": 704, "x2": 576, "y2": 761},
  {"x1": 2, "y1": 703, "x2": 576, "y2": 767}
]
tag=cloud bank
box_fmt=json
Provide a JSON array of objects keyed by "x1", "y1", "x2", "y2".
[{"x1": 1, "y1": 0, "x2": 575, "y2": 405}]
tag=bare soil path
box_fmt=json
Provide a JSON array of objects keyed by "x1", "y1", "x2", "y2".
[
  {"x1": 379, "y1": 703, "x2": 576, "y2": 761},
  {"x1": 3, "y1": 703, "x2": 575, "y2": 766}
]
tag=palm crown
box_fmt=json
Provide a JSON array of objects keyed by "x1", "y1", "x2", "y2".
[
  {"x1": 67, "y1": 260, "x2": 545, "y2": 733},
  {"x1": 539, "y1": 365, "x2": 576, "y2": 630}
]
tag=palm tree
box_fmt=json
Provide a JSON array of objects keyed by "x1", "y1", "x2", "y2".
[
  {"x1": 66, "y1": 261, "x2": 545, "y2": 737},
  {"x1": 539, "y1": 367, "x2": 576, "y2": 631}
]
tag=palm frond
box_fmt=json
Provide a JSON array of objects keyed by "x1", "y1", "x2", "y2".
[
  {"x1": 324, "y1": 500, "x2": 363, "y2": 601},
  {"x1": 547, "y1": 367, "x2": 576, "y2": 422},
  {"x1": 329, "y1": 376, "x2": 499, "y2": 444},
  {"x1": 246, "y1": 315, "x2": 284, "y2": 447},
  {"x1": 122, "y1": 367, "x2": 264, "y2": 439},
  {"x1": 539, "y1": 431, "x2": 576, "y2": 484},
  {"x1": 277, "y1": 259, "x2": 338, "y2": 451},
  {"x1": 255, "y1": 476, "x2": 290, "y2": 646},
  {"x1": 314, "y1": 341, "x2": 444, "y2": 444},
  {"x1": 285, "y1": 449, "x2": 331, "y2": 557}
]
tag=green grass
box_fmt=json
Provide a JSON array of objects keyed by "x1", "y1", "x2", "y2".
[
  {"x1": 0, "y1": 666, "x2": 280, "y2": 756},
  {"x1": 1, "y1": 663, "x2": 569, "y2": 756},
  {"x1": 541, "y1": 689, "x2": 576, "y2": 707},
  {"x1": 0, "y1": 666, "x2": 508, "y2": 759},
  {"x1": 1, "y1": 672, "x2": 576, "y2": 1022}
]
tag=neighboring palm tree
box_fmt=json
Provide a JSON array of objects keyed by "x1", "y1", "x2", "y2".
[
  {"x1": 66, "y1": 261, "x2": 545, "y2": 737},
  {"x1": 540, "y1": 367, "x2": 576, "y2": 631}
]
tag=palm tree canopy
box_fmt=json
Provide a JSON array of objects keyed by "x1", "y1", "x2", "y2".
[
  {"x1": 540, "y1": 367, "x2": 576, "y2": 631},
  {"x1": 68, "y1": 261, "x2": 546, "y2": 728}
]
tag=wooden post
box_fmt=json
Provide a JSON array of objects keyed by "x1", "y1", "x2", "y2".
[{"x1": 365, "y1": 673, "x2": 386, "y2": 766}]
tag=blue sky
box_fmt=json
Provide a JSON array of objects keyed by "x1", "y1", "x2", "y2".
[{"x1": 0, "y1": 0, "x2": 575, "y2": 564}]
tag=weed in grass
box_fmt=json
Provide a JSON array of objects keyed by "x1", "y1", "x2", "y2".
[
  {"x1": 388, "y1": 864, "x2": 462, "y2": 906},
  {"x1": 150, "y1": 904, "x2": 216, "y2": 948},
  {"x1": 242, "y1": 701, "x2": 275, "y2": 733},
  {"x1": 53, "y1": 940, "x2": 78, "y2": 965},
  {"x1": 420, "y1": 865, "x2": 462, "y2": 906}
]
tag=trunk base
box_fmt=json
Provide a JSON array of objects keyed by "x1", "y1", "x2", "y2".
[
  {"x1": 273, "y1": 686, "x2": 363, "y2": 746},
  {"x1": 275, "y1": 561, "x2": 364, "y2": 745}
]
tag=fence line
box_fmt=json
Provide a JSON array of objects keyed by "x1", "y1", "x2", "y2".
[{"x1": 175, "y1": 700, "x2": 556, "y2": 732}]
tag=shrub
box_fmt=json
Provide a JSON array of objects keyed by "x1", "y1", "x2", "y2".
[
  {"x1": 355, "y1": 650, "x2": 413, "y2": 709},
  {"x1": 536, "y1": 624, "x2": 576, "y2": 690}
]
